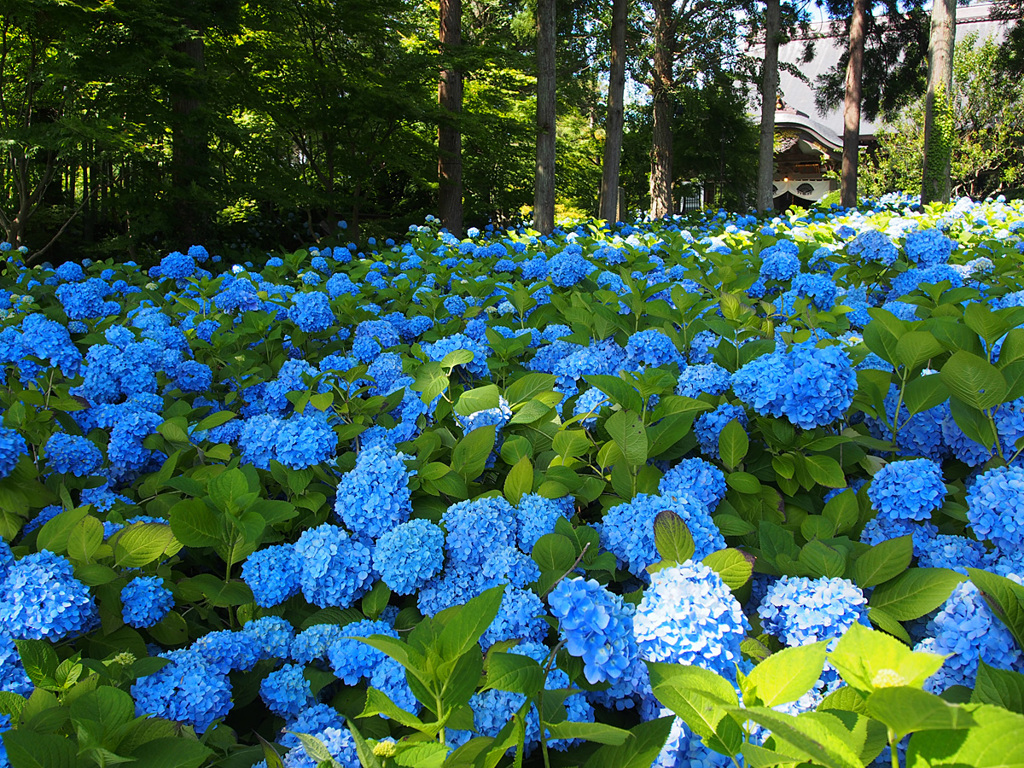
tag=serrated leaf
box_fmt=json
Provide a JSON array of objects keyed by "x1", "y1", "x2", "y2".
[
  {"x1": 605, "y1": 409, "x2": 647, "y2": 466},
  {"x1": 743, "y1": 641, "x2": 828, "y2": 707},
  {"x1": 653, "y1": 510, "x2": 695, "y2": 565},
  {"x1": 869, "y1": 568, "x2": 964, "y2": 621}
]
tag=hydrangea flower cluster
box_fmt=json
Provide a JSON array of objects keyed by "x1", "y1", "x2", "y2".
[
  {"x1": 658, "y1": 457, "x2": 727, "y2": 510},
  {"x1": 43, "y1": 433, "x2": 102, "y2": 476},
  {"x1": 758, "y1": 576, "x2": 868, "y2": 647},
  {"x1": 601, "y1": 492, "x2": 725, "y2": 577},
  {"x1": 867, "y1": 458, "x2": 947, "y2": 522},
  {"x1": 674, "y1": 363, "x2": 731, "y2": 398},
  {"x1": 967, "y1": 465, "x2": 1024, "y2": 551},
  {"x1": 120, "y1": 576, "x2": 174, "y2": 628},
  {"x1": 548, "y1": 577, "x2": 638, "y2": 684},
  {"x1": 732, "y1": 342, "x2": 856, "y2": 429},
  {"x1": 293, "y1": 524, "x2": 375, "y2": 609},
  {"x1": 372, "y1": 518, "x2": 445, "y2": 594},
  {"x1": 335, "y1": 442, "x2": 412, "y2": 539},
  {"x1": 0, "y1": 550, "x2": 98, "y2": 641},
  {"x1": 917, "y1": 581, "x2": 1023, "y2": 692},
  {"x1": 131, "y1": 649, "x2": 232, "y2": 733},
  {"x1": 694, "y1": 402, "x2": 747, "y2": 459},
  {"x1": 634, "y1": 562, "x2": 748, "y2": 676}
]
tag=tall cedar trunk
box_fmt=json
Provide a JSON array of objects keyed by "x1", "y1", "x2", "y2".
[
  {"x1": 756, "y1": 0, "x2": 781, "y2": 213},
  {"x1": 840, "y1": 0, "x2": 866, "y2": 208},
  {"x1": 171, "y1": 33, "x2": 209, "y2": 245},
  {"x1": 921, "y1": 0, "x2": 956, "y2": 204},
  {"x1": 534, "y1": 0, "x2": 556, "y2": 235},
  {"x1": 599, "y1": 0, "x2": 628, "y2": 222},
  {"x1": 439, "y1": 0, "x2": 463, "y2": 236},
  {"x1": 649, "y1": 0, "x2": 674, "y2": 219}
]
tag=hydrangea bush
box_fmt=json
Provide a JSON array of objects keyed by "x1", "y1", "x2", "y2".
[{"x1": 2, "y1": 197, "x2": 1024, "y2": 767}]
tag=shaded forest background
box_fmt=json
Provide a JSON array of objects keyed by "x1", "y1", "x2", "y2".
[{"x1": 3, "y1": 0, "x2": 1024, "y2": 264}]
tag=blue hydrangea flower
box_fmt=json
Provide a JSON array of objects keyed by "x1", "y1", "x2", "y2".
[
  {"x1": 694, "y1": 403, "x2": 747, "y2": 459},
  {"x1": 294, "y1": 524, "x2": 375, "y2": 609},
  {"x1": 758, "y1": 576, "x2": 868, "y2": 647},
  {"x1": 759, "y1": 242, "x2": 801, "y2": 281},
  {"x1": 548, "y1": 577, "x2": 638, "y2": 684},
  {"x1": 280, "y1": 704, "x2": 345, "y2": 750},
  {"x1": 369, "y1": 658, "x2": 420, "y2": 716},
  {"x1": 442, "y1": 496, "x2": 517, "y2": 567},
  {"x1": 548, "y1": 245, "x2": 595, "y2": 287},
  {"x1": 917, "y1": 581, "x2": 1023, "y2": 692},
  {"x1": 904, "y1": 228, "x2": 954, "y2": 267},
  {"x1": 916, "y1": 534, "x2": 987, "y2": 574},
  {"x1": 652, "y1": 715, "x2": 734, "y2": 768},
  {"x1": 635, "y1": 561, "x2": 748, "y2": 676},
  {"x1": 480, "y1": 587, "x2": 548, "y2": 650},
  {"x1": 421, "y1": 333, "x2": 490, "y2": 378},
  {"x1": 674, "y1": 364, "x2": 731, "y2": 398},
  {"x1": 191, "y1": 628, "x2": 261, "y2": 673},
  {"x1": 0, "y1": 551, "x2": 98, "y2": 641},
  {"x1": 867, "y1": 459, "x2": 946, "y2": 522},
  {"x1": 573, "y1": 387, "x2": 610, "y2": 428},
  {"x1": 0, "y1": 427, "x2": 27, "y2": 478},
  {"x1": 335, "y1": 443, "x2": 412, "y2": 539},
  {"x1": 242, "y1": 544, "x2": 303, "y2": 608},
  {"x1": 859, "y1": 516, "x2": 937, "y2": 557},
  {"x1": 0, "y1": 631, "x2": 33, "y2": 695},
  {"x1": 624, "y1": 330, "x2": 683, "y2": 368},
  {"x1": 43, "y1": 433, "x2": 102, "y2": 477},
  {"x1": 120, "y1": 576, "x2": 173, "y2": 628},
  {"x1": 658, "y1": 458, "x2": 727, "y2": 512},
  {"x1": 601, "y1": 492, "x2": 725, "y2": 578},
  {"x1": 848, "y1": 229, "x2": 898, "y2": 266},
  {"x1": 967, "y1": 465, "x2": 1024, "y2": 552},
  {"x1": 373, "y1": 518, "x2": 445, "y2": 595},
  {"x1": 443, "y1": 295, "x2": 467, "y2": 316},
  {"x1": 290, "y1": 292, "x2": 335, "y2": 333},
  {"x1": 516, "y1": 494, "x2": 573, "y2": 551},
  {"x1": 244, "y1": 615, "x2": 296, "y2": 660},
  {"x1": 261, "y1": 663, "x2": 315, "y2": 718},
  {"x1": 732, "y1": 342, "x2": 856, "y2": 429},
  {"x1": 291, "y1": 623, "x2": 345, "y2": 665},
  {"x1": 131, "y1": 649, "x2": 232, "y2": 733},
  {"x1": 327, "y1": 619, "x2": 398, "y2": 685},
  {"x1": 159, "y1": 251, "x2": 196, "y2": 280},
  {"x1": 276, "y1": 411, "x2": 337, "y2": 469}
]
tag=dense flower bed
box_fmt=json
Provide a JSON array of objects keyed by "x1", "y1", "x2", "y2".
[{"x1": 3, "y1": 196, "x2": 1024, "y2": 767}]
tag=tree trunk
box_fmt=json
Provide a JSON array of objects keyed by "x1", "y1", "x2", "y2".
[
  {"x1": 439, "y1": 0, "x2": 463, "y2": 236},
  {"x1": 756, "y1": 0, "x2": 781, "y2": 213},
  {"x1": 840, "y1": 0, "x2": 866, "y2": 208},
  {"x1": 921, "y1": 0, "x2": 956, "y2": 204},
  {"x1": 534, "y1": 0, "x2": 556, "y2": 235},
  {"x1": 649, "y1": 0, "x2": 674, "y2": 219},
  {"x1": 599, "y1": 0, "x2": 628, "y2": 223},
  {"x1": 171, "y1": 31, "x2": 210, "y2": 245}
]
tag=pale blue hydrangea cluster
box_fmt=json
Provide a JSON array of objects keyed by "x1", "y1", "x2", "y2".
[
  {"x1": 848, "y1": 229, "x2": 898, "y2": 266},
  {"x1": 758, "y1": 576, "x2": 868, "y2": 647},
  {"x1": 548, "y1": 576, "x2": 638, "y2": 684},
  {"x1": 658, "y1": 457, "x2": 727, "y2": 511},
  {"x1": 0, "y1": 426, "x2": 28, "y2": 478},
  {"x1": 904, "y1": 228, "x2": 954, "y2": 266},
  {"x1": 120, "y1": 576, "x2": 174, "y2": 628},
  {"x1": 289, "y1": 291, "x2": 335, "y2": 333},
  {"x1": 0, "y1": 631, "x2": 33, "y2": 695},
  {"x1": 652, "y1": 713, "x2": 734, "y2": 768},
  {"x1": 260, "y1": 663, "x2": 315, "y2": 718},
  {"x1": 759, "y1": 241, "x2": 801, "y2": 281},
  {"x1": 43, "y1": 433, "x2": 102, "y2": 476},
  {"x1": 572, "y1": 387, "x2": 609, "y2": 428},
  {"x1": 0, "y1": 550, "x2": 98, "y2": 641},
  {"x1": 131, "y1": 649, "x2": 232, "y2": 733},
  {"x1": 859, "y1": 516, "x2": 938, "y2": 557},
  {"x1": 293, "y1": 524, "x2": 375, "y2": 609},
  {"x1": 335, "y1": 442, "x2": 412, "y2": 539},
  {"x1": 241, "y1": 543, "x2": 303, "y2": 607},
  {"x1": 480, "y1": 587, "x2": 548, "y2": 649},
  {"x1": 515, "y1": 493, "x2": 573, "y2": 551},
  {"x1": 326, "y1": 619, "x2": 397, "y2": 685},
  {"x1": 694, "y1": 402, "x2": 747, "y2": 459},
  {"x1": 624, "y1": 329, "x2": 683, "y2": 368},
  {"x1": 601, "y1": 492, "x2": 725, "y2": 577},
  {"x1": 674, "y1": 363, "x2": 731, "y2": 398},
  {"x1": 867, "y1": 458, "x2": 947, "y2": 522},
  {"x1": 917, "y1": 581, "x2": 1023, "y2": 692},
  {"x1": 967, "y1": 465, "x2": 1024, "y2": 551},
  {"x1": 916, "y1": 534, "x2": 987, "y2": 574},
  {"x1": 421, "y1": 332, "x2": 490, "y2": 377},
  {"x1": 634, "y1": 562, "x2": 748, "y2": 676},
  {"x1": 372, "y1": 518, "x2": 445, "y2": 594},
  {"x1": 732, "y1": 342, "x2": 856, "y2": 429}
]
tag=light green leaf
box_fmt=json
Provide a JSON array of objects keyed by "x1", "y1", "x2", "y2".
[{"x1": 743, "y1": 641, "x2": 828, "y2": 708}]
